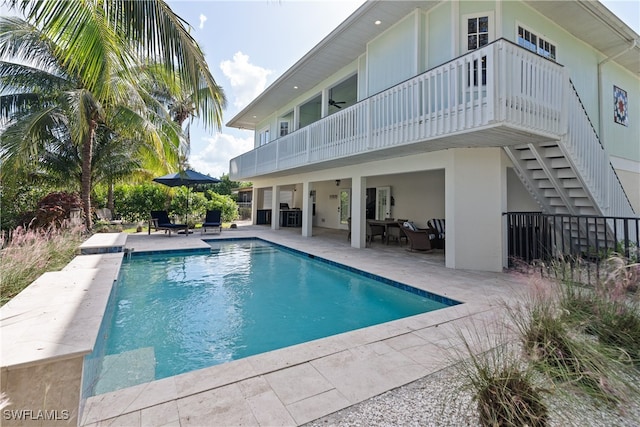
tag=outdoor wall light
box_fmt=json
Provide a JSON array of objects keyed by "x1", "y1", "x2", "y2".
[{"x1": 335, "y1": 179, "x2": 341, "y2": 186}]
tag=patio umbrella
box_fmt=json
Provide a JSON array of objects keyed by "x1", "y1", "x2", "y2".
[{"x1": 153, "y1": 169, "x2": 221, "y2": 230}]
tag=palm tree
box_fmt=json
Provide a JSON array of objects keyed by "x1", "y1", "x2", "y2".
[
  {"x1": 1, "y1": 0, "x2": 226, "y2": 229},
  {"x1": 0, "y1": 16, "x2": 180, "y2": 228}
]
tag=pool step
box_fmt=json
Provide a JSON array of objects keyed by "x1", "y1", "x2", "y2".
[{"x1": 93, "y1": 347, "x2": 156, "y2": 395}]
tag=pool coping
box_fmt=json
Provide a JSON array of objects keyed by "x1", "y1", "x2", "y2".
[{"x1": 77, "y1": 229, "x2": 529, "y2": 426}]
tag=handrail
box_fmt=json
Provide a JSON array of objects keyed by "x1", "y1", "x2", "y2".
[{"x1": 561, "y1": 81, "x2": 636, "y2": 219}]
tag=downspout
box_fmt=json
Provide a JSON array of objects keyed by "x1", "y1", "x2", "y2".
[{"x1": 597, "y1": 39, "x2": 638, "y2": 214}]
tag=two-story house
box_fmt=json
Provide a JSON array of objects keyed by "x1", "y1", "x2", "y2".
[{"x1": 227, "y1": 0, "x2": 639, "y2": 272}]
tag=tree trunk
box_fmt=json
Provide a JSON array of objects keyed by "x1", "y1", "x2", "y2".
[
  {"x1": 81, "y1": 120, "x2": 97, "y2": 231},
  {"x1": 107, "y1": 182, "x2": 114, "y2": 212}
]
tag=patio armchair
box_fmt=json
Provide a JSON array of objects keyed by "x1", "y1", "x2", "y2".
[
  {"x1": 366, "y1": 221, "x2": 385, "y2": 245},
  {"x1": 148, "y1": 210, "x2": 189, "y2": 236},
  {"x1": 201, "y1": 210, "x2": 222, "y2": 235},
  {"x1": 386, "y1": 220, "x2": 408, "y2": 245},
  {"x1": 402, "y1": 227, "x2": 434, "y2": 252}
]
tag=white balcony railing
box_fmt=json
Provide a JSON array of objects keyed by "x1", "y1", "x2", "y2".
[{"x1": 230, "y1": 39, "x2": 568, "y2": 180}]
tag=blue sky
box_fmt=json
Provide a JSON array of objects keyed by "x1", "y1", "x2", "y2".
[
  {"x1": 166, "y1": 0, "x2": 366, "y2": 178},
  {"x1": 168, "y1": 0, "x2": 639, "y2": 179}
]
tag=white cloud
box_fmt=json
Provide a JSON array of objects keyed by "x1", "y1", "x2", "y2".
[
  {"x1": 189, "y1": 131, "x2": 254, "y2": 180},
  {"x1": 199, "y1": 14, "x2": 207, "y2": 30},
  {"x1": 220, "y1": 51, "x2": 272, "y2": 109}
]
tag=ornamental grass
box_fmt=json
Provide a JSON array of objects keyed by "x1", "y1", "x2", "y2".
[{"x1": 0, "y1": 223, "x2": 85, "y2": 306}]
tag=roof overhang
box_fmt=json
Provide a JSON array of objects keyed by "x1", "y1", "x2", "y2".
[{"x1": 226, "y1": 0, "x2": 639, "y2": 131}]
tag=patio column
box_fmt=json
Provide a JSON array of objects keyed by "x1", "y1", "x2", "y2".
[
  {"x1": 302, "y1": 181, "x2": 313, "y2": 237},
  {"x1": 445, "y1": 148, "x2": 504, "y2": 272},
  {"x1": 271, "y1": 185, "x2": 281, "y2": 230},
  {"x1": 351, "y1": 176, "x2": 365, "y2": 248},
  {"x1": 251, "y1": 187, "x2": 258, "y2": 225}
]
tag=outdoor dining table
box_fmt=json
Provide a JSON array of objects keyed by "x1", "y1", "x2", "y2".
[{"x1": 366, "y1": 219, "x2": 401, "y2": 244}]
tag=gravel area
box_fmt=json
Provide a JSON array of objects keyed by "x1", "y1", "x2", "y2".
[{"x1": 305, "y1": 360, "x2": 640, "y2": 427}]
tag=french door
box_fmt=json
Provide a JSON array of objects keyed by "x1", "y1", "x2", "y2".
[{"x1": 339, "y1": 189, "x2": 350, "y2": 229}]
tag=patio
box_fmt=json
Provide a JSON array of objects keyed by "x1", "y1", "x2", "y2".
[{"x1": 78, "y1": 222, "x2": 530, "y2": 426}]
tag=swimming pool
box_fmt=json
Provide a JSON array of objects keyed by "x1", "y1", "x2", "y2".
[{"x1": 84, "y1": 239, "x2": 459, "y2": 396}]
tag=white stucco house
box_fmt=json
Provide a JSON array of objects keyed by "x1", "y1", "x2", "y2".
[{"x1": 227, "y1": 0, "x2": 639, "y2": 272}]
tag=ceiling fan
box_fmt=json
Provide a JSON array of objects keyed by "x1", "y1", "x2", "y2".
[{"x1": 329, "y1": 98, "x2": 346, "y2": 108}]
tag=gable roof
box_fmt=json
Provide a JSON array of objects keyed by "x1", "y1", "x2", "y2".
[{"x1": 227, "y1": 0, "x2": 639, "y2": 130}]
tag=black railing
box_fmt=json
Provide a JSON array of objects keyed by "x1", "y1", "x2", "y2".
[{"x1": 504, "y1": 212, "x2": 639, "y2": 283}]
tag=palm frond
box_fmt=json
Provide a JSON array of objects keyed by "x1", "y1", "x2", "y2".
[{"x1": 0, "y1": 16, "x2": 61, "y2": 72}]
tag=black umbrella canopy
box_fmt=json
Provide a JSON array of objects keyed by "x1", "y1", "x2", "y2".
[{"x1": 153, "y1": 169, "x2": 221, "y2": 187}]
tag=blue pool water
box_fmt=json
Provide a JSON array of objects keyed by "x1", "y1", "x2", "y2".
[{"x1": 85, "y1": 239, "x2": 458, "y2": 396}]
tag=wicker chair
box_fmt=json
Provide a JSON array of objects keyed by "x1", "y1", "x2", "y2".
[{"x1": 402, "y1": 228, "x2": 434, "y2": 252}]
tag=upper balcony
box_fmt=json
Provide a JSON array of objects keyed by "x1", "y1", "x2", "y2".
[{"x1": 230, "y1": 39, "x2": 568, "y2": 181}]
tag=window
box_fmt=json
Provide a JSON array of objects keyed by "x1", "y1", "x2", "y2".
[
  {"x1": 467, "y1": 16, "x2": 490, "y2": 50},
  {"x1": 279, "y1": 121, "x2": 289, "y2": 137},
  {"x1": 465, "y1": 14, "x2": 492, "y2": 86},
  {"x1": 258, "y1": 128, "x2": 270, "y2": 146},
  {"x1": 518, "y1": 25, "x2": 556, "y2": 60}
]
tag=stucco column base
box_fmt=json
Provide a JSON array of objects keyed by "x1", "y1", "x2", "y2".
[{"x1": 445, "y1": 147, "x2": 505, "y2": 272}]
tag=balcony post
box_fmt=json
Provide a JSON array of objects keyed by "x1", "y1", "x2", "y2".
[
  {"x1": 302, "y1": 181, "x2": 313, "y2": 237},
  {"x1": 351, "y1": 175, "x2": 365, "y2": 248},
  {"x1": 271, "y1": 185, "x2": 281, "y2": 230}
]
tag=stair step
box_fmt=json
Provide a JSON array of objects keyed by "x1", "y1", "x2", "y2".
[
  {"x1": 543, "y1": 189, "x2": 559, "y2": 197},
  {"x1": 519, "y1": 150, "x2": 537, "y2": 160},
  {"x1": 544, "y1": 147, "x2": 564, "y2": 157},
  {"x1": 573, "y1": 198, "x2": 594, "y2": 207},
  {"x1": 525, "y1": 160, "x2": 542, "y2": 170},
  {"x1": 562, "y1": 178, "x2": 582, "y2": 188},
  {"x1": 550, "y1": 198, "x2": 566, "y2": 206},
  {"x1": 578, "y1": 207, "x2": 598, "y2": 215},
  {"x1": 538, "y1": 141, "x2": 559, "y2": 148},
  {"x1": 532, "y1": 170, "x2": 548, "y2": 180},
  {"x1": 556, "y1": 169, "x2": 576, "y2": 179},
  {"x1": 537, "y1": 180, "x2": 554, "y2": 189},
  {"x1": 549, "y1": 158, "x2": 570, "y2": 169},
  {"x1": 567, "y1": 188, "x2": 588, "y2": 198}
]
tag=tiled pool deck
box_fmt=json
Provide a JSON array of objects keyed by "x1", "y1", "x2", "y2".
[{"x1": 77, "y1": 225, "x2": 532, "y2": 425}]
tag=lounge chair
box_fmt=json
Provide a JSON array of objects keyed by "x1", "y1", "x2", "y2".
[
  {"x1": 201, "y1": 210, "x2": 222, "y2": 235},
  {"x1": 402, "y1": 228, "x2": 434, "y2": 252},
  {"x1": 148, "y1": 210, "x2": 189, "y2": 236},
  {"x1": 95, "y1": 208, "x2": 123, "y2": 225}
]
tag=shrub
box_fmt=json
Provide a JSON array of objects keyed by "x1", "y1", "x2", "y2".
[
  {"x1": 169, "y1": 188, "x2": 208, "y2": 224},
  {"x1": 114, "y1": 183, "x2": 168, "y2": 223},
  {"x1": 205, "y1": 190, "x2": 238, "y2": 223},
  {"x1": 454, "y1": 329, "x2": 549, "y2": 427},
  {"x1": 0, "y1": 223, "x2": 85, "y2": 306},
  {"x1": 508, "y1": 276, "x2": 634, "y2": 407},
  {"x1": 0, "y1": 183, "x2": 53, "y2": 231}
]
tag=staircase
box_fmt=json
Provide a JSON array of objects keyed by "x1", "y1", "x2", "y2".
[{"x1": 504, "y1": 81, "x2": 636, "y2": 256}]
